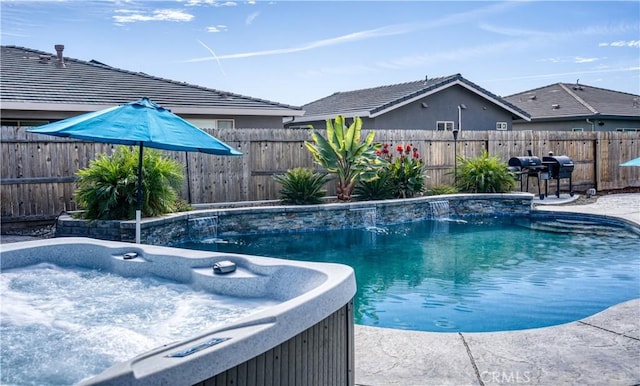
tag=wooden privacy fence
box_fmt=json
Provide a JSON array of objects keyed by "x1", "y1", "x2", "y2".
[{"x1": 1, "y1": 126, "x2": 638, "y2": 224}]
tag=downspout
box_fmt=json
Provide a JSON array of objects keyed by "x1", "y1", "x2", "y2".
[{"x1": 586, "y1": 118, "x2": 595, "y2": 132}]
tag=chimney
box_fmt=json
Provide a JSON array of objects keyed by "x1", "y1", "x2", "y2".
[{"x1": 54, "y1": 44, "x2": 66, "y2": 68}]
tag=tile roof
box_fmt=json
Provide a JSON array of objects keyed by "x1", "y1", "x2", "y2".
[
  {"x1": 504, "y1": 83, "x2": 640, "y2": 120},
  {"x1": 294, "y1": 73, "x2": 529, "y2": 123},
  {"x1": 1, "y1": 45, "x2": 303, "y2": 116}
]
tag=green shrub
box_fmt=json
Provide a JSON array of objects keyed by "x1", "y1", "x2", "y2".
[
  {"x1": 356, "y1": 143, "x2": 427, "y2": 200},
  {"x1": 172, "y1": 198, "x2": 193, "y2": 213},
  {"x1": 355, "y1": 168, "x2": 394, "y2": 201},
  {"x1": 273, "y1": 167, "x2": 330, "y2": 205},
  {"x1": 384, "y1": 143, "x2": 427, "y2": 198},
  {"x1": 427, "y1": 184, "x2": 459, "y2": 196},
  {"x1": 305, "y1": 115, "x2": 384, "y2": 201},
  {"x1": 455, "y1": 149, "x2": 516, "y2": 193},
  {"x1": 356, "y1": 143, "x2": 428, "y2": 200},
  {"x1": 75, "y1": 146, "x2": 184, "y2": 220}
]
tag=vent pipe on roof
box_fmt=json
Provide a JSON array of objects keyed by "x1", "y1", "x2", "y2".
[{"x1": 54, "y1": 44, "x2": 66, "y2": 68}]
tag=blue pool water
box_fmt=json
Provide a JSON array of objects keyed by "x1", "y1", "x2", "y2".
[{"x1": 178, "y1": 217, "x2": 640, "y2": 332}]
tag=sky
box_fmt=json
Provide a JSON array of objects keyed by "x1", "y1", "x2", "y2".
[{"x1": 1, "y1": 0, "x2": 639, "y2": 107}]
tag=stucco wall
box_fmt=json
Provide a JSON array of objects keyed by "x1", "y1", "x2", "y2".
[
  {"x1": 372, "y1": 86, "x2": 513, "y2": 130},
  {"x1": 513, "y1": 118, "x2": 640, "y2": 132}
]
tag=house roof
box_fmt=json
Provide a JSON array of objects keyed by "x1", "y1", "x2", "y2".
[
  {"x1": 1, "y1": 45, "x2": 303, "y2": 117},
  {"x1": 504, "y1": 82, "x2": 640, "y2": 121},
  {"x1": 291, "y1": 73, "x2": 530, "y2": 123}
]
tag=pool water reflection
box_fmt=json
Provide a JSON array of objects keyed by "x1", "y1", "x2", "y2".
[{"x1": 178, "y1": 217, "x2": 640, "y2": 332}]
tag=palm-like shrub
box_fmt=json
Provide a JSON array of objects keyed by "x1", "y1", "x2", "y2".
[
  {"x1": 355, "y1": 168, "x2": 394, "y2": 201},
  {"x1": 455, "y1": 149, "x2": 516, "y2": 193},
  {"x1": 75, "y1": 146, "x2": 184, "y2": 220},
  {"x1": 304, "y1": 115, "x2": 383, "y2": 201},
  {"x1": 427, "y1": 184, "x2": 459, "y2": 196},
  {"x1": 273, "y1": 167, "x2": 330, "y2": 205}
]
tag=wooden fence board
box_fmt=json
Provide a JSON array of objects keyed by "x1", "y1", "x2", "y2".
[{"x1": 1, "y1": 126, "x2": 638, "y2": 223}]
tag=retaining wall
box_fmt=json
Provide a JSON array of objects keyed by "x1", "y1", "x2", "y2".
[{"x1": 55, "y1": 193, "x2": 534, "y2": 245}]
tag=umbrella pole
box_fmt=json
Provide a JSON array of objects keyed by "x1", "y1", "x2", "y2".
[{"x1": 136, "y1": 142, "x2": 144, "y2": 244}]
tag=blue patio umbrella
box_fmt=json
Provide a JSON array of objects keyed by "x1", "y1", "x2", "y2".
[
  {"x1": 28, "y1": 97, "x2": 242, "y2": 243},
  {"x1": 620, "y1": 157, "x2": 640, "y2": 167}
]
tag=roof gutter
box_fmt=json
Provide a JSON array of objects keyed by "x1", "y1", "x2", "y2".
[
  {"x1": 291, "y1": 110, "x2": 371, "y2": 123},
  {"x1": 0, "y1": 101, "x2": 305, "y2": 117}
]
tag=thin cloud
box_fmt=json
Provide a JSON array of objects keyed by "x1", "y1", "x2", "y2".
[
  {"x1": 183, "y1": 1, "x2": 523, "y2": 63},
  {"x1": 207, "y1": 25, "x2": 227, "y2": 33},
  {"x1": 288, "y1": 14, "x2": 635, "y2": 80},
  {"x1": 113, "y1": 9, "x2": 194, "y2": 23},
  {"x1": 538, "y1": 57, "x2": 563, "y2": 64},
  {"x1": 481, "y1": 21, "x2": 639, "y2": 42},
  {"x1": 298, "y1": 40, "x2": 522, "y2": 78},
  {"x1": 478, "y1": 23, "x2": 550, "y2": 38},
  {"x1": 184, "y1": 23, "x2": 418, "y2": 62},
  {"x1": 538, "y1": 56, "x2": 604, "y2": 64},
  {"x1": 375, "y1": 40, "x2": 522, "y2": 71},
  {"x1": 484, "y1": 66, "x2": 640, "y2": 84},
  {"x1": 197, "y1": 39, "x2": 226, "y2": 76},
  {"x1": 246, "y1": 11, "x2": 259, "y2": 25},
  {"x1": 574, "y1": 56, "x2": 601, "y2": 64},
  {"x1": 184, "y1": 0, "x2": 237, "y2": 6},
  {"x1": 599, "y1": 40, "x2": 640, "y2": 48}
]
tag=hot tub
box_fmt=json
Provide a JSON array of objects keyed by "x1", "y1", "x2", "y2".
[{"x1": 0, "y1": 237, "x2": 356, "y2": 385}]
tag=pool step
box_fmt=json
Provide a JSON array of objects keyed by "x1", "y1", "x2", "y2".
[{"x1": 530, "y1": 219, "x2": 637, "y2": 238}]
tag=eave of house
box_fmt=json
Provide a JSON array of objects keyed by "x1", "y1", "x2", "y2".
[
  {"x1": 515, "y1": 113, "x2": 640, "y2": 123},
  {"x1": 0, "y1": 101, "x2": 305, "y2": 117}
]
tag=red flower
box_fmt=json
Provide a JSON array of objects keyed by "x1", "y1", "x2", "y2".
[
  {"x1": 396, "y1": 145, "x2": 404, "y2": 153},
  {"x1": 405, "y1": 144, "x2": 412, "y2": 154},
  {"x1": 413, "y1": 152, "x2": 420, "y2": 159},
  {"x1": 376, "y1": 149, "x2": 382, "y2": 156}
]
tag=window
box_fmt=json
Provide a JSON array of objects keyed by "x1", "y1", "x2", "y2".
[
  {"x1": 436, "y1": 121, "x2": 454, "y2": 131},
  {"x1": 186, "y1": 119, "x2": 235, "y2": 130},
  {"x1": 572, "y1": 128, "x2": 584, "y2": 132},
  {"x1": 216, "y1": 119, "x2": 234, "y2": 129},
  {"x1": 616, "y1": 128, "x2": 638, "y2": 132},
  {"x1": 496, "y1": 122, "x2": 508, "y2": 131}
]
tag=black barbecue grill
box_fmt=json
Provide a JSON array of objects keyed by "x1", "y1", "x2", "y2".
[
  {"x1": 508, "y1": 153, "x2": 546, "y2": 199},
  {"x1": 542, "y1": 154, "x2": 574, "y2": 198},
  {"x1": 508, "y1": 151, "x2": 575, "y2": 199}
]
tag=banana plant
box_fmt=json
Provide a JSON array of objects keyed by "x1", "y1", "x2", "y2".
[{"x1": 305, "y1": 115, "x2": 384, "y2": 201}]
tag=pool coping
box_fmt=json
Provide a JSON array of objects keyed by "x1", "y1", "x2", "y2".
[{"x1": 354, "y1": 193, "x2": 640, "y2": 386}]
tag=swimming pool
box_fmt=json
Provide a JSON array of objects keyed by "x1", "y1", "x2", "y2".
[{"x1": 179, "y1": 215, "x2": 640, "y2": 333}]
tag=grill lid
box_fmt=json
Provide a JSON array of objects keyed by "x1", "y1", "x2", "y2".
[
  {"x1": 543, "y1": 155, "x2": 573, "y2": 166},
  {"x1": 508, "y1": 156, "x2": 542, "y2": 168}
]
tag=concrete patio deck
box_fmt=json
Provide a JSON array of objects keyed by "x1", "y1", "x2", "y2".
[{"x1": 355, "y1": 193, "x2": 640, "y2": 386}]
